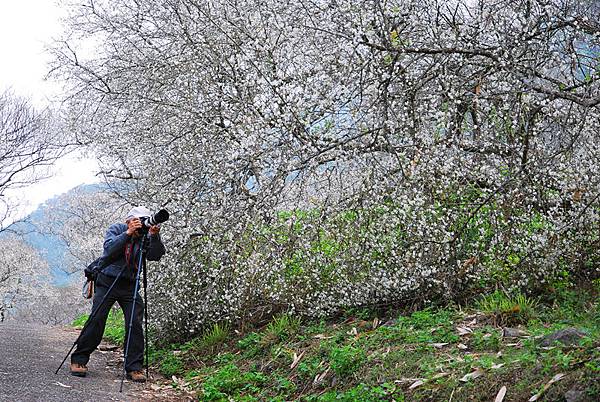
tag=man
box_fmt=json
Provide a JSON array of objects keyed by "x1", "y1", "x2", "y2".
[{"x1": 70, "y1": 206, "x2": 166, "y2": 382}]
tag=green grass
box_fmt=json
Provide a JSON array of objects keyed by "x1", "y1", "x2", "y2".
[
  {"x1": 72, "y1": 286, "x2": 599, "y2": 401},
  {"x1": 476, "y1": 290, "x2": 539, "y2": 326},
  {"x1": 329, "y1": 345, "x2": 366, "y2": 377}
]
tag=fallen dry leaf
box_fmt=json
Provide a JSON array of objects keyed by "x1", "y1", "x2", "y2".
[
  {"x1": 394, "y1": 378, "x2": 422, "y2": 384},
  {"x1": 408, "y1": 379, "x2": 426, "y2": 390},
  {"x1": 347, "y1": 327, "x2": 358, "y2": 336},
  {"x1": 457, "y1": 326, "x2": 473, "y2": 336},
  {"x1": 459, "y1": 368, "x2": 484, "y2": 382},
  {"x1": 55, "y1": 382, "x2": 72, "y2": 388},
  {"x1": 528, "y1": 373, "x2": 566, "y2": 401},
  {"x1": 290, "y1": 350, "x2": 306, "y2": 370},
  {"x1": 313, "y1": 368, "x2": 330, "y2": 385},
  {"x1": 494, "y1": 386, "x2": 507, "y2": 402},
  {"x1": 457, "y1": 343, "x2": 468, "y2": 350},
  {"x1": 313, "y1": 334, "x2": 333, "y2": 339},
  {"x1": 431, "y1": 342, "x2": 449, "y2": 349}
]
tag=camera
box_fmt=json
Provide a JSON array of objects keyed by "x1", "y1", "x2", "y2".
[{"x1": 137, "y1": 209, "x2": 170, "y2": 234}]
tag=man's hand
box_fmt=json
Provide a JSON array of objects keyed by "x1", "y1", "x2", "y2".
[
  {"x1": 126, "y1": 218, "x2": 142, "y2": 236},
  {"x1": 149, "y1": 225, "x2": 160, "y2": 235}
]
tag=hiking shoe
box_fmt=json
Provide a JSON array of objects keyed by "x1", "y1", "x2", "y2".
[
  {"x1": 126, "y1": 370, "x2": 146, "y2": 383},
  {"x1": 70, "y1": 362, "x2": 88, "y2": 377}
]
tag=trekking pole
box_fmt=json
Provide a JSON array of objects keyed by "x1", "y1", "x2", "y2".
[
  {"x1": 55, "y1": 268, "x2": 125, "y2": 375},
  {"x1": 120, "y1": 234, "x2": 148, "y2": 392}
]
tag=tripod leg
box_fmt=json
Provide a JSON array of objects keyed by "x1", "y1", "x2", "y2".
[
  {"x1": 55, "y1": 270, "x2": 125, "y2": 375},
  {"x1": 120, "y1": 238, "x2": 147, "y2": 392},
  {"x1": 143, "y1": 259, "x2": 149, "y2": 379}
]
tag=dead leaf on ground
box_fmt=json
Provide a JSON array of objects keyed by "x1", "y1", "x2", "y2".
[
  {"x1": 347, "y1": 327, "x2": 358, "y2": 336},
  {"x1": 431, "y1": 342, "x2": 449, "y2": 349},
  {"x1": 528, "y1": 373, "x2": 566, "y2": 401},
  {"x1": 55, "y1": 382, "x2": 72, "y2": 388},
  {"x1": 372, "y1": 317, "x2": 380, "y2": 329},
  {"x1": 495, "y1": 386, "x2": 507, "y2": 402},
  {"x1": 313, "y1": 367, "x2": 330, "y2": 385},
  {"x1": 290, "y1": 350, "x2": 306, "y2": 370},
  {"x1": 394, "y1": 378, "x2": 422, "y2": 384},
  {"x1": 459, "y1": 368, "x2": 484, "y2": 382},
  {"x1": 408, "y1": 379, "x2": 425, "y2": 390},
  {"x1": 313, "y1": 334, "x2": 333, "y2": 339},
  {"x1": 457, "y1": 343, "x2": 468, "y2": 350},
  {"x1": 457, "y1": 326, "x2": 473, "y2": 336}
]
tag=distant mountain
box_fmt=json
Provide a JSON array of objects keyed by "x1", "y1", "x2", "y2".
[{"x1": 5, "y1": 183, "x2": 104, "y2": 286}]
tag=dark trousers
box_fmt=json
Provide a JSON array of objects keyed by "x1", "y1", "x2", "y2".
[{"x1": 71, "y1": 273, "x2": 145, "y2": 372}]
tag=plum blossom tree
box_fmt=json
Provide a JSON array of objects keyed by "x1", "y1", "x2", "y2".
[
  {"x1": 0, "y1": 89, "x2": 71, "y2": 322},
  {"x1": 36, "y1": 185, "x2": 129, "y2": 276},
  {"x1": 51, "y1": 0, "x2": 600, "y2": 340},
  {"x1": 0, "y1": 90, "x2": 66, "y2": 228},
  {"x1": 0, "y1": 237, "x2": 53, "y2": 321}
]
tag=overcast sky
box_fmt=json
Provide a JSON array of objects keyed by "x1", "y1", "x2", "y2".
[{"x1": 0, "y1": 0, "x2": 98, "y2": 216}]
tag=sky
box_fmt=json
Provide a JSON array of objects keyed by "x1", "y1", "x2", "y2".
[{"x1": 0, "y1": 0, "x2": 99, "y2": 217}]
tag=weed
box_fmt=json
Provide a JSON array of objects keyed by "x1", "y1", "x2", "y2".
[
  {"x1": 297, "y1": 355, "x2": 325, "y2": 381},
  {"x1": 309, "y1": 383, "x2": 403, "y2": 401},
  {"x1": 201, "y1": 364, "x2": 267, "y2": 400},
  {"x1": 263, "y1": 314, "x2": 301, "y2": 344},
  {"x1": 201, "y1": 322, "x2": 230, "y2": 349},
  {"x1": 471, "y1": 328, "x2": 501, "y2": 351},
  {"x1": 160, "y1": 352, "x2": 185, "y2": 376},
  {"x1": 238, "y1": 331, "x2": 262, "y2": 357},
  {"x1": 477, "y1": 291, "x2": 538, "y2": 325},
  {"x1": 329, "y1": 345, "x2": 366, "y2": 377}
]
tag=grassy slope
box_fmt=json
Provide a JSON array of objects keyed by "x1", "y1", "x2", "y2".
[{"x1": 75, "y1": 285, "x2": 599, "y2": 401}]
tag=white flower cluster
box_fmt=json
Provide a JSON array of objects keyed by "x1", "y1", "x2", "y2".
[{"x1": 50, "y1": 0, "x2": 600, "y2": 340}]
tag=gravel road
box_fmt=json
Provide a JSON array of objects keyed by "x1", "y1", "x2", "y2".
[{"x1": 0, "y1": 322, "x2": 191, "y2": 402}]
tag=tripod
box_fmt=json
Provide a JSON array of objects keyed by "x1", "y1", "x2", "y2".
[
  {"x1": 120, "y1": 232, "x2": 150, "y2": 391},
  {"x1": 55, "y1": 233, "x2": 152, "y2": 393}
]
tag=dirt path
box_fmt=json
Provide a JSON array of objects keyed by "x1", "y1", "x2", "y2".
[{"x1": 0, "y1": 322, "x2": 192, "y2": 402}]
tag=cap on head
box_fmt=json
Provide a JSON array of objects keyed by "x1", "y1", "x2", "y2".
[{"x1": 126, "y1": 206, "x2": 151, "y2": 221}]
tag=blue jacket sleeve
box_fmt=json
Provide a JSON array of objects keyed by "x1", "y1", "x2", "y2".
[
  {"x1": 103, "y1": 224, "x2": 131, "y2": 259},
  {"x1": 146, "y1": 234, "x2": 166, "y2": 261}
]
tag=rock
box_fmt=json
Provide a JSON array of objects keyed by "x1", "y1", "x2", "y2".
[
  {"x1": 502, "y1": 327, "x2": 529, "y2": 338},
  {"x1": 382, "y1": 319, "x2": 398, "y2": 327},
  {"x1": 564, "y1": 385, "x2": 587, "y2": 402},
  {"x1": 98, "y1": 343, "x2": 119, "y2": 351},
  {"x1": 539, "y1": 327, "x2": 588, "y2": 347}
]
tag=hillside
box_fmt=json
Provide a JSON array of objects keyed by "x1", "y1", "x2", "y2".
[
  {"x1": 5, "y1": 183, "x2": 104, "y2": 285},
  {"x1": 76, "y1": 284, "x2": 600, "y2": 401}
]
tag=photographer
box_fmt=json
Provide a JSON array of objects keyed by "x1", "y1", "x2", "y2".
[{"x1": 70, "y1": 206, "x2": 165, "y2": 382}]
